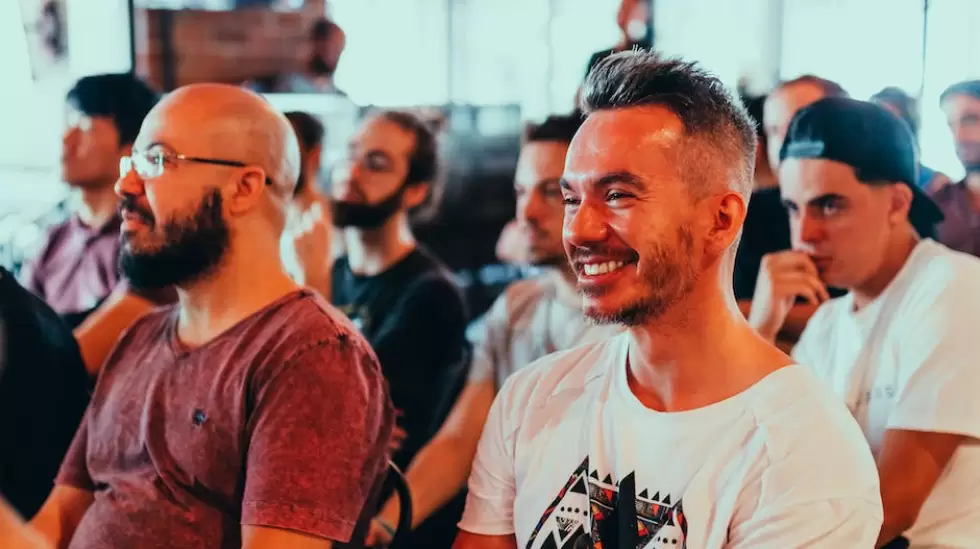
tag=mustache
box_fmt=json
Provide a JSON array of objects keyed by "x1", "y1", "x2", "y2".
[{"x1": 118, "y1": 197, "x2": 154, "y2": 225}]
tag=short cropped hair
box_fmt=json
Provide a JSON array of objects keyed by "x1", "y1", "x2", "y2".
[
  {"x1": 284, "y1": 111, "x2": 325, "y2": 150},
  {"x1": 870, "y1": 87, "x2": 919, "y2": 136},
  {"x1": 775, "y1": 74, "x2": 849, "y2": 99},
  {"x1": 373, "y1": 110, "x2": 439, "y2": 187},
  {"x1": 524, "y1": 112, "x2": 584, "y2": 145},
  {"x1": 579, "y1": 50, "x2": 757, "y2": 197},
  {"x1": 66, "y1": 73, "x2": 159, "y2": 146},
  {"x1": 940, "y1": 80, "x2": 980, "y2": 104}
]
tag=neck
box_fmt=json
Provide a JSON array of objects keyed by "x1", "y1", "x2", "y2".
[
  {"x1": 753, "y1": 171, "x2": 779, "y2": 191},
  {"x1": 343, "y1": 214, "x2": 417, "y2": 276},
  {"x1": 625, "y1": 280, "x2": 785, "y2": 412},
  {"x1": 75, "y1": 185, "x2": 119, "y2": 228},
  {"x1": 176, "y1": 240, "x2": 299, "y2": 348},
  {"x1": 852, "y1": 229, "x2": 919, "y2": 310}
]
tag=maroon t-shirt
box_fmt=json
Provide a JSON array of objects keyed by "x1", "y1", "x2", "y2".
[
  {"x1": 56, "y1": 289, "x2": 394, "y2": 549},
  {"x1": 932, "y1": 181, "x2": 980, "y2": 258}
]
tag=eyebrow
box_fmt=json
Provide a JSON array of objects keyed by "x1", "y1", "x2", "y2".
[
  {"x1": 560, "y1": 171, "x2": 646, "y2": 191},
  {"x1": 782, "y1": 193, "x2": 846, "y2": 209}
]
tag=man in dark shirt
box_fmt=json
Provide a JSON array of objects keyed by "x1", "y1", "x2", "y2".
[
  {"x1": 0, "y1": 268, "x2": 88, "y2": 519},
  {"x1": 933, "y1": 80, "x2": 980, "y2": 258},
  {"x1": 327, "y1": 110, "x2": 469, "y2": 472},
  {"x1": 27, "y1": 83, "x2": 392, "y2": 549},
  {"x1": 18, "y1": 73, "x2": 174, "y2": 374}
]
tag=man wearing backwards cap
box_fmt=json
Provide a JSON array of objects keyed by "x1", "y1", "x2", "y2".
[{"x1": 753, "y1": 96, "x2": 980, "y2": 548}]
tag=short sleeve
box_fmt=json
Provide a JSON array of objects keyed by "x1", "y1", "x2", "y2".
[
  {"x1": 727, "y1": 499, "x2": 881, "y2": 547},
  {"x1": 887, "y1": 281, "x2": 980, "y2": 439},
  {"x1": 241, "y1": 338, "x2": 393, "y2": 543},
  {"x1": 54, "y1": 408, "x2": 95, "y2": 492},
  {"x1": 457, "y1": 379, "x2": 518, "y2": 536}
]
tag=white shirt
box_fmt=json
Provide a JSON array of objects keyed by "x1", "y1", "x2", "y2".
[
  {"x1": 794, "y1": 239, "x2": 980, "y2": 548},
  {"x1": 461, "y1": 332, "x2": 883, "y2": 548},
  {"x1": 467, "y1": 269, "x2": 621, "y2": 391}
]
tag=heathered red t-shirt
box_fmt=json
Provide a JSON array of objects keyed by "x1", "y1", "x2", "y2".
[{"x1": 55, "y1": 289, "x2": 393, "y2": 549}]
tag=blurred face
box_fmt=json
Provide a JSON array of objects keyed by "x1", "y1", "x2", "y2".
[
  {"x1": 561, "y1": 107, "x2": 709, "y2": 326},
  {"x1": 942, "y1": 93, "x2": 980, "y2": 172},
  {"x1": 616, "y1": 0, "x2": 649, "y2": 38},
  {"x1": 331, "y1": 116, "x2": 426, "y2": 228},
  {"x1": 763, "y1": 83, "x2": 828, "y2": 173},
  {"x1": 514, "y1": 141, "x2": 569, "y2": 266},
  {"x1": 61, "y1": 106, "x2": 124, "y2": 189},
  {"x1": 114, "y1": 107, "x2": 243, "y2": 290},
  {"x1": 779, "y1": 158, "x2": 910, "y2": 290}
]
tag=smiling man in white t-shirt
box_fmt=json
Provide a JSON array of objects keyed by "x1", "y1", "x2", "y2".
[
  {"x1": 453, "y1": 50, "x2": 882, "y2": 549},
  {"x1": 753, "y1": 96, "x2": 980, "y2": 548}
]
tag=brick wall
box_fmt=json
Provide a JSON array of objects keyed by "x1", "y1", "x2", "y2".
[{"x1": 135, "y1": 0, "x2": 325, "y2": 90}]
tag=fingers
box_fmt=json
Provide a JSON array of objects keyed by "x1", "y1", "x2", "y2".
[
  {"x1": 772, "y1": 271, "x2": 830, "y2": 304},
  {"x1": 764, "y1": 250, "x2": 820, "y2": 277},
  {"x1": 389, "y1": 425, "x2": 408, "y2": 451}
]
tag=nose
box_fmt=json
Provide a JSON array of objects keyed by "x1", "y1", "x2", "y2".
[
  {"x1": 518, "y1": 191, "x2": 545, "y2": 225},
  {"x1": 62, "y1": 126, "x2": 79, "y2": 150},
  {"x1": 114, "y1": 160, "x2": 145, "y2": 199},
  {"x1": 793, "y1": 210, "x2": 825, "y2": 248},
  {"x1": 563, "y1": 200, "x2": 608, "y2": 248}
]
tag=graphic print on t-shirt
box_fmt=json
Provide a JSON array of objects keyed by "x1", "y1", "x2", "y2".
[{"x1": 526, "y1": 457, "x2": 687, "y2": 549}]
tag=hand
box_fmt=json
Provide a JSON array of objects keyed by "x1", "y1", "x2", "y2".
[
  {"x1": 365, "y1": 517, "x2": 396, "y2": 547},
  {"x1": 291, "y1": 202, "x2": 333, "y2": 288},
  {"x1": 390, "y1": 409, "x2": 407, "y2": 452},
  {"x1": 748, "y1": 251, "x2": 830, "y2": 341}
]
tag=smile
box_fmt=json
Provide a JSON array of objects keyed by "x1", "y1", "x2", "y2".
[{"x1": 582, "y1": 260, "x2": 628, "y2": 276}]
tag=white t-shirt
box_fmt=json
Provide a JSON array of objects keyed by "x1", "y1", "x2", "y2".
[
  {"x1": 467, "y1": 269, "x2": 621, "y2": 391},
  {"x1": 461, "y1": 332, "x2": 882, "y2": 548},
  {"x1": 794, "y1": 239, "x2": 980, "y2": 548}
]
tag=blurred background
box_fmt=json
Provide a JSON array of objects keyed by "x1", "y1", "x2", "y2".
[{"x1": 2, "y1": 0, "x2": 980, "y2": 313}]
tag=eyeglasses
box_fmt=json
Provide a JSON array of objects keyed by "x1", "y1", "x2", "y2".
[{"x1": 120, "y1": 149, "x2": 272, "y2": 185}]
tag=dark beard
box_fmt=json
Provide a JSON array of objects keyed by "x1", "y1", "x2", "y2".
[
  {"x1": 331, "y1": 185, "x2": 406, "y2": 229},
  {"x1": 119, "y1": 190, "x2": 229, "y2": 290},
  {"x1": 308, "y1": 55, "x2": 336, "y2": 77},
  {"x1": 586, "y1": 226, "x2": 697, "y2": 326}
]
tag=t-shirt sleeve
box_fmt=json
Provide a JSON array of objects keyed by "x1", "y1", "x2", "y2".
[
  {"x1": 886, "y1": 280, "x2": 980, "y2": 439},
  {"x1": 467, "y1": 293, "x2": 510, "y2": 387},
  {"x1": 457, "y1": 378, "x2": 518, "y2": 536},
  {"x1": 241, "y1": 335, "x2": 393, "y2": 542},
  {"x1": 727, "y1": 498, "x2": 881, "y2": 547},
  {"x1": 54, "y1": 408, "x2": 95, "y2": 492}
]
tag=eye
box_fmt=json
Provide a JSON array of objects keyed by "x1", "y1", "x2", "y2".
[
  {"x1": 819, "y1": 200, "x2": 842, "y2": 217},
  {"x1": 605, "y1": 190, "x2": 633, "y2": 204},
  {"x1": 562, "y1": 194, "x2": 580, "y2": 206}
]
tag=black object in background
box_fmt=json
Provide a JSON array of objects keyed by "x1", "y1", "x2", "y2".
[{"x1": 0, "y1": 267, "x2": 89, "y2": 517}]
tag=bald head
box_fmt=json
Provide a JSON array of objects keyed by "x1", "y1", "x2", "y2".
[{"x1": 141, "y1": 83, "x2": 301, "y2": 202}]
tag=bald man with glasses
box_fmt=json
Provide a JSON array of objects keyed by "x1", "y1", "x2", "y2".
[{"x1": 28, "y1": 84, "x2": 394, "y2": 549}]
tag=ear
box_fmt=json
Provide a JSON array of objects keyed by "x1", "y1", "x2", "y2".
[
  {"x1": 402, "y1": 182, "x2": 430, "y2": 209},
  {"x1": 889, "y1": 183, "x2": 914, "y2": 224},
  {"x1": 225, "y1": 167, "x2": 269, "y2": 216},
  {"x1": 705, "y1": 191, "x2": 747, "y2": 255}
]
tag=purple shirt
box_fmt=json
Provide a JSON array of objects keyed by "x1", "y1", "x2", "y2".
[
  {"x1": 56, "y1": 290, "x2": 394, "y2": 549},
  {"x1": 932, "y1": 182, "x2": 980, "y2": 258},
  {"x1": 19, "y1": 214, "x2": 123, "y2": 317}
]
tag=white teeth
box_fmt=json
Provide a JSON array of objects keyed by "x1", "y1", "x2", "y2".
[{"x1": 582, "y1": 260, "x2": 626, "y2": 276}]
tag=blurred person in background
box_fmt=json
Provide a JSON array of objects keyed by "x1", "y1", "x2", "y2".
[
  {"x1": 583, "y1": 0, "x2": 653, "y2": 79},
  {"x1": 367, "y1": 113, "x2": 620, "y2": 548},
  {"x1": 18, "y1": 73, "x2": 175, "y2": 375},
  {"x1": 766, "y1": 96, "x2": 980, "y2": 549},
  {"x1": 315, "y1": 109, "x2": 469, "y2": 473},
  {"x1": 733, "y1": 75, "x2": 848, "y2": 345},
  {"x1": 871, "y1": 86, "x2": 951, "y2": 193},
  {"x1": 932, "y1": 80, "x2": 980, "y2": 258},
  {"x1": 246, "y1": 17, "x2": 347, "y2": 95}
]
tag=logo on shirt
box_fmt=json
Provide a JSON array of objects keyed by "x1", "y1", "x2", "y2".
[{"x1": 527, "y1": 457, "x2": 687, "y2": 549}]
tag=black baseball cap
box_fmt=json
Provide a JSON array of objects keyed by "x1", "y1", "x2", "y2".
[{"x1": 780, "y1": 97, "x2": 944, "y2": 232}]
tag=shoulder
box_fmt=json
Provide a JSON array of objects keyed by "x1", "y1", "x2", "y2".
[
  {"x1": 747, "y1": 367, "x2": 880, "y2": 502},
  {"x1": 895, "y1": 240, "x2": 980, "y2": 316},
  {"x1": 495, "y1": 333, "x2": 622, "y2": 417},
  {"x1": 929, "y1": 179, "x2": 962, "y2": 203},
  {"x1": 796, "y1": 294, "x2": 850, "y2": 347},
  {"x1": 486, "y1": 275, "x2": 554, "y2": 324}
]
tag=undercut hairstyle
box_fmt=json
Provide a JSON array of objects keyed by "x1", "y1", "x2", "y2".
[
  {"x1": 284, "y1": 111, "x2": 325, "y2": 150},
  {"x1": 524, "y1": 112, "x2": 584, "y2": 145},
  {"x1": 374, "y1": 110, "x2": 439, "y2": 187},
  {"x1": 940, "y1": 80, "x2": 980, "y2": 104},
  {"x1": 580, "y1": 50, "x2": 757, "y2": 198},
  {"x1": 871, "y1": 87, "x2": 919, "y2": 136},
  {"x1": 67, "y1": 73, "x2": 159, "y2": 146},
  {"x1": 775, "y1": 74, "x2": 849, "y2": 98}
]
